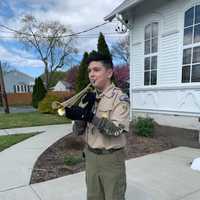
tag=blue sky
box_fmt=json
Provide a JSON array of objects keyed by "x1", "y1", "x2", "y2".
[{"x1": 0, "y1": 0, "x2": 126, "y2": 78}]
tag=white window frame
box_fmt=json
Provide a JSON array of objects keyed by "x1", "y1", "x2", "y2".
[
  {"x1": 182, "y1": 4, "x2": 200, "y2": 83},
  {"x1": 144, "y1": 22, "x2": 159, "y2": 86}
]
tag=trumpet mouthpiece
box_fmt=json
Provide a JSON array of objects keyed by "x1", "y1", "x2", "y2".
[{"x1": 91, "y1": 80, "x2": 95, "y2": 84}]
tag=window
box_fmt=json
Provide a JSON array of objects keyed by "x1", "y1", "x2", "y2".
[
  {"x1": 15, "y1": 84, "x2": 30, "y2": 93},
  {"x1": 182, "y1": 5, "x2": 200, "y2": 83},
  {"x1": 16, "y1": 85, "x2": 20, "y2": 93},
  {"x1": 144, "y1": 22, "x2": 158, "y2": 85}
]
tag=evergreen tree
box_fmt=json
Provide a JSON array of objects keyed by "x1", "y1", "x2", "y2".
[
  {"x1": 32, "y1": 77, "x2": 47, "y2": 108},
  {"x1": 97, "y1": 32, "x2": 112, "y2": 59},
  {"x1": 76, "y1": 52, "x2": 89, "y2": 93},
  {"x1": 97, "y1": 32, "x2": 116, "y2": 84}
]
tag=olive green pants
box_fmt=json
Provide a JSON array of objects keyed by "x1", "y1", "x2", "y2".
[{"x1": 85, "y1": 148, "x2": 126, "y2": 200}]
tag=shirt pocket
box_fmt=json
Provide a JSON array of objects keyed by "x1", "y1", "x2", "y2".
[{"x1": 97, "y1": 100, "x2": 113, "y2": 119}]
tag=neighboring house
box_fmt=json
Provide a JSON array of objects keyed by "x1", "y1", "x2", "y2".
[
  {"x1": 3, "y1": 70, "x2": 34, "y2": 93},
  {"x1": 52, "y1": 80, "x2": 72, "y2": 92},
  {"x1": 105, "y1": 0, "x2": 200, "y2": 130}
]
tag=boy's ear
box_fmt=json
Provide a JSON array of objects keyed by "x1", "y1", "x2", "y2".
[{"x1": 107, "y1": 68, "x2": 113, "y2": 78}]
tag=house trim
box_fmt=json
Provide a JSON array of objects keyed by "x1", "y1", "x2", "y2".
[
  {"x1": 132, "y1": 84, "x2": 200, "y2": 91},
  {"x1": 133, "y1": 108, "x2": 200, "y2": 117}
]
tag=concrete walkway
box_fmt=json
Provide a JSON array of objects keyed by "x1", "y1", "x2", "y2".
[
  {"x1": 0, "y1": 125, "x2": 200, "y2": 200},
  {"x1": 0, "y1": 124, "x2": 66, "y2": 136},
  {"x1": 0, "y1": 124, "x2": 72, "y2": 193}
]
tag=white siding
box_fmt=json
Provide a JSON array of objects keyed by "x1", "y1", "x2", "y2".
[
  {"x1": 127, "y1": 0, "x2": 200, "y2": 128},
  {"x1": 130, "y1": 0, "x2": 200, "y2": 88},
  {"x1": 159, "y1": 32, "x2": 181, "y2": 84}
]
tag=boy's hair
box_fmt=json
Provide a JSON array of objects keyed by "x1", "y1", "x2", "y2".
[{"x1": 86, "y1": 51, "x2": 113, "y2": 69}]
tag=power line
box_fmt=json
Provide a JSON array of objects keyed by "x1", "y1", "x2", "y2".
[{"x1": 0, "y1": 21, "x2": 114, "y2": 38}]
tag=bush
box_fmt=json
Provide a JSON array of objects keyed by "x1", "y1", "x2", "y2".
[
  {"x1": 38, "y1": 94, "x2": 60, "y2": 114},
  {"x1": 134, "y1": 117, "x2": 154, "y2": 137},
  {"x1": 32, "y1": 77, "x2": 47, "y2": 108},
  {"x1": 64, "y1": 154, "x2": 83, "y2": 166}
]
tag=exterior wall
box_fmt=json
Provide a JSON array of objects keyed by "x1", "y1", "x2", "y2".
[
  {"x1": 128, "y1": 0, "x2": 200, "y2": 129},
  {"x1": 53, "y1": 81, "x2": 70, "y2": 92},
  {"x1": 4, "y1": 70, "x2": 34, "y2": 93},
  {"x1": 133, "y1": 111, "x2": 200, "y2": 130}
]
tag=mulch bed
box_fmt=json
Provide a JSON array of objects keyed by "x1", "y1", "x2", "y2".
[{"x1": 30, "y1": 123, "x2": 200, "y2": 184}]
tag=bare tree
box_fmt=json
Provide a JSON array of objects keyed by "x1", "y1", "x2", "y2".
[
  {"x1": 0, "y1": 62, "x2": 9, "y2": 113},
  {"x1": 111, "y1": 35, "x2": 129, "y2": 64},
  {"x1": 1, "y1": 62, "x2": 14, "y2": 73},
  {"x1": 15, "y1": 15, "x2": 77, "y2": 89}
]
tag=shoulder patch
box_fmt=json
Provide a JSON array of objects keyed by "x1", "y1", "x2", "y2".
[{"x1": 119, "y1": 94, "x2": 130, "y2": 103}]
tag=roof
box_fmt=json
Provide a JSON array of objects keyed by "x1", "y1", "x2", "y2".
[
  {"x1": 104, "y1": 0, "x2": 144, "y2": 21},
  {"x1": 60, "y1": 81, "x2": 70, "y2": 87},
  {"x1": 5, "y1": 69, "x2": 34, "y2": 80}
]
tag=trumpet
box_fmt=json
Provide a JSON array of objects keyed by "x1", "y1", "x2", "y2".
[{"x1": 52, "y1": 83, "x2": 94, "y2": 116}]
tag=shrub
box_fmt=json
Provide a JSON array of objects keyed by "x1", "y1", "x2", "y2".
[
  {"x1": 64, "y1": 154, "x2": 83, "y2": 166},
  {"x1": 134, "y1": 117, "x2": 154, "y2": 137},
  {"x1": 38, "y1": 94, "x2": 60, "y2": 114},
  {"x1": 32, "y1": 77, "x2": 47, "y2": 108}
]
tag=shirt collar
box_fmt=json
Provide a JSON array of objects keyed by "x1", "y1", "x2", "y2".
[{"x1": 95, "y1": 83, "x2": 115, "y2": 99}]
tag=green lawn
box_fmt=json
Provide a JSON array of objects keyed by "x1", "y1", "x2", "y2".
[
  {"x1": 0, "y1": 112, "x2": 71, "y2": 129},
  {"x1": 0, "y1": 133, "x2": 39, "y2": 152}
]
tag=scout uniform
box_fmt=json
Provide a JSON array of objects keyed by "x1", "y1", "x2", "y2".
[{"x1": 73, "y1": 83, "x2": 129, "y2": 200}]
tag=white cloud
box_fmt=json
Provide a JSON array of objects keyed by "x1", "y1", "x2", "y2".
[
  {"x1": 0, "y1": 45, "x2": 43, "y2": 68},
  {"x1": 0, "y1": 0, "x2": 126, "y2": 76}
]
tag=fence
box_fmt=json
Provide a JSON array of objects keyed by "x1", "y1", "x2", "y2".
[{"x1": 5, "y1": 91, "x2": 74, "y2": 106}]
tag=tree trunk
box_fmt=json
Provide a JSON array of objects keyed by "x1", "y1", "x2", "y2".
[
  {"x1": 44, "y1": 63, "x2": 49, "y2": 90},
  {"x1": 0, "y1": 62, "x2": 9, "y2": 113}
]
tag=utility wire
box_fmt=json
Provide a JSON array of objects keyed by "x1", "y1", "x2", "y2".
[{"x1": 0, "y1": 21, "x2": 114, "y2": 38}]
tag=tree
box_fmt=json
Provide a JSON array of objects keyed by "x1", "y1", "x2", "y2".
[
  {"x1": 114, "y1": 64, "x2": 129, "y2": 95},
  {"x1": 40, "y1": 71, "x2": 66, "y2": 88},
  {"x1": 15, "y1": 14, "x2": 77, "y2": 89},
  {"x1": 97, "y1": 32, "x2": 112, "y2": 59},
  {"x1": 111, "y1": 35, "x2": 129, "y2": 65},
  {"x1": 97, "y1": 32, "x2": 117, "y2": 84},
  {"x1": 1, "y1": 62, "x2": 15, "y2": 73},
  {"x1": 76, "y1": 52, "x2": 89, "y2": 93},
  {"x1": 0, "y1": 62, "x2": 9, "y2": 113},
  {"x1": 64, "y1": 65, "x2": 79, "y2": 90},
  {"x1": 32, "y1": 77, "x2": 47, "y2": 108}
]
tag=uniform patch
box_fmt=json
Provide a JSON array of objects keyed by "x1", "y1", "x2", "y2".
[
  {"x1": 119, "y1": 95, "x2": 130, "y2": 103},
  {"x1": 101, "y1": 111, "x2": 109, "y2": 118}
]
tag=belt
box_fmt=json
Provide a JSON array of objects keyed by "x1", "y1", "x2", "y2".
[{"x1": 87, "y1": 145, "x2": 123, "y2": 155}]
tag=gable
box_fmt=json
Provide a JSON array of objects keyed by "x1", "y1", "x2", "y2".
[
  {"x1": 104, "y1": 0, "x2": 145, "y2": 21},
  {"x1": 3, "y1": 70, "x2": 34, "y2": 93}
]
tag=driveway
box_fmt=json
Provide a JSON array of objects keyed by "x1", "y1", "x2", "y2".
[{"x1": 0, "y1": 106, "x2": 36, "y2": 113}]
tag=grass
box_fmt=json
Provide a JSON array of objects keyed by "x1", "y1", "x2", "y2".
[
  {"x1": 0, "y1": 133, "x2": 39, "y2": 152},
  {"x1": 0, "y1": 112, "x2": 71, "y2": 129}
]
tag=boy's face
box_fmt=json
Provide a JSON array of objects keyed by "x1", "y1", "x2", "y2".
[{"x1": 88, "y1": 61, "x2": 113, "y2": 91}]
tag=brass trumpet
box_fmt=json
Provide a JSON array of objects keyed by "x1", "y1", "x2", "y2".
[{"x1": 52, "y1": 83, "x2": 94, "y2": 116}]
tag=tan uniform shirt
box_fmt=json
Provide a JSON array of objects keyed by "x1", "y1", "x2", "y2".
[{"x1": 85, "y1": 83, "x2": 129, "y2": 150}]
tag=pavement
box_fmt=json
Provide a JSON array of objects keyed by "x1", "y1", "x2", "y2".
[
  {"x1": 0, "y1": 106, "x2": 36, "y2": 113},
  {"x1": 0, "y1": 124, "x2": 200, "y2": 200}
]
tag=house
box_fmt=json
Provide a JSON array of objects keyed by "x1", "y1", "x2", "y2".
[
  {"x1": 3, "y1": 70, "x2": 34, "y2": 93},
  {"x1": 105, "y1": 0, "x2": 200, "y2": 130},
  {"x1": 52, "y1": 80, "x2": 72, "y2": 92}
]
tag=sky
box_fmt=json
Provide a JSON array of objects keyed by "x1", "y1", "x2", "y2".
[{"x1": 0, "y1": 0, "x2": 126, "y2": 77}]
